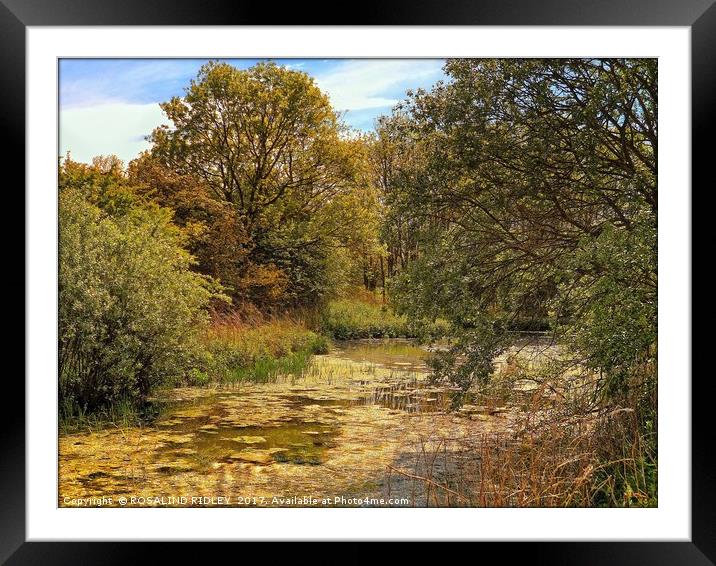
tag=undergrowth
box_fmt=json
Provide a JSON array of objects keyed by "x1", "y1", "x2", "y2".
[
  {"x1": 190, "y1": 311, "x2": 329, "y2": 384},
  {"x1": 320, "y1": 297, "x2": 450, "y2": 340}
]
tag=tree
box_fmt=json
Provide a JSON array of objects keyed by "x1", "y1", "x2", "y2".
[
  {"x1": 385, "y1": 58, "x2": 657, "y2": 398},
  {"x1": 149, "y1": 61, "x2": 371, "y2": 308},
  {"x1": 127, "y1": 153, "x2": 256, "y2": 305},
  {"x1": 369, "y1": 116, "x2": 422, "y2": 280}
]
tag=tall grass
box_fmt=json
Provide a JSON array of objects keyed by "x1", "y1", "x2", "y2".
[
  {"x1": 195, "y1": 311, "x2": 329, "y2": 384},
  {"x1": 227, "y1": 349, "x2": 314, "y2": 383},
  {"x1": 321, "y1": 297, "x2": 450, "y2": 340},
  {"x1": 59, "y1": 396, "x2": 141, "y2": 434},
  {"x1": 386, "y1": 356, "x2": 657, "y2": 508},
  {"x1": 388, "y1": 404, "x2": 656, "y2": 508}
]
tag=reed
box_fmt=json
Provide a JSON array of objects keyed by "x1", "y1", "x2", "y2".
[
  {"x1": 386, "y1": 364, "x2": 657, "y2": 508},
  {"x1": 197, "y1": 311, "x2": 329, "y2": 384}
]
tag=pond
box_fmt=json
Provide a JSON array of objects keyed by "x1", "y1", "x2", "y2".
[{"x1": 59, "y1": 339, "x2": 525, "y2": 508}]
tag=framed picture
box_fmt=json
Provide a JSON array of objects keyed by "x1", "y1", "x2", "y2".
[{"x1": 9, "y1": 0, "x2": 705, "y2": 560}]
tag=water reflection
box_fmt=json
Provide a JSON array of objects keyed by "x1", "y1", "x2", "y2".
[{"x1": 58, "y1": 339, "x2": 521, "y2": 507}]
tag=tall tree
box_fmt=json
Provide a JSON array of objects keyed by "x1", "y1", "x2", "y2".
[
  {"x1": 150, "y1": 61, "x2": 356, "y2": 232},
  {"x1": 149, "y1": 62, "x2": 375, "y2": 308},
  {"x1": 387, "y1": 58, "x2": 657, "y2": 397}
]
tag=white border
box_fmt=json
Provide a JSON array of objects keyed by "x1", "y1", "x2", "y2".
[{"x1": 27, "y1": 26, "x2": 691, "y2": 541}]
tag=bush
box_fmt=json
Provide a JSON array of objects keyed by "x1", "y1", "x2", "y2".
[{"x1": 59, "y1": 189, "x2": 220, "y2": 413}]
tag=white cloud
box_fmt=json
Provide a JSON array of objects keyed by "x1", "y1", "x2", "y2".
[
  {"x1": 60, "y1": 60, "x2": 203, "y2": 108},
  {"x1": 57, "y1": 60, "x2": 447, "y2": 163},
  {"x1": 314, "y1": 59, "x2": 444, "y2": 112},
  {"x1": 60, "y1": 103, "x2": 168, "y2": 165}
]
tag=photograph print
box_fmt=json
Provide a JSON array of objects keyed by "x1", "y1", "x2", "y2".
[{"x1": 58, "y1": 57, "x2": 657, "y2": 509}]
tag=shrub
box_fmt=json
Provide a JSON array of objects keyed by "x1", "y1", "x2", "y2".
[{"x1": 59, "y1": 189, "x2": 221, "y2": 413}]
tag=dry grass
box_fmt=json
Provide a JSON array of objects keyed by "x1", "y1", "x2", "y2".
[
  {"x1": 195, "y1": 309, "x2": 329, "y2": 383},
  {"x1": 385, "y1": 356, "x2": 657, "y2": 508}
]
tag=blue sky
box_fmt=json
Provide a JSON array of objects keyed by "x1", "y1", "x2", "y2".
[{"x1": 59, "y1": 58, "x2": 446, "y2": 165}]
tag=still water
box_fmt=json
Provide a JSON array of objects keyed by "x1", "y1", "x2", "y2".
[{"x1": 59, "y1": 340, "x2": 521, "y2": 507}]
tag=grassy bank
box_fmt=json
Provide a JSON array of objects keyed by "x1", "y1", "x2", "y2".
[
  {"x1": 58, "y1": 393, "x2": 171, "y2": 434},
  {"x1": 60, "y1": 298, "x2": 445, "y2": 430},
  {"x1": 194, "y1": 313, "x2": 329, "y2": 384},
  {"x1": 194, "y1": 296, "x2": 449, "y2": 384},
  {"x1": 320, "y1": 297, "x2": 450, "y2": 340}
]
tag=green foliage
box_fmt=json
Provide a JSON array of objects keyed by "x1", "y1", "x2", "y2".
[
  {"x1": 59, "y1": 155, "x2": 140, "y2": 215},
  {"x1": 149, "y1": 61, "x2": 378, "y2": 309},
  {"x1": 187, "y1": 367, "x2": 210, "y2": 386},
  {"x1": 565, "y1": 222, "x2": 657, "y2": 396},
  {"x1": 429, "y1": 325, "x2": 507, "y2": 394},
  {"x1": 381, "y1": 58, "x2": 657, "y2": 400},
  {"x1": 226, "y1": 350, "x2": 314, "y2": 383},
  {"x1": 321, "y1": 298, "x2": 409, "y2": 339},
  {"x1": 320, "y1": 297, "x2": 450, "y2": 340},
  {"x1": 59, "y1": 394, "x2": 141, "y2": 434},
  {"x1": 198, "y1": 319, "x2": 329, "y2": 383},
  {"x1": 59, "y1": 186, "x2": 222, "y2": 413}
]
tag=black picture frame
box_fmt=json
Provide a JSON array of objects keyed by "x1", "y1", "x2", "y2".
[{"x1": 5, "y1": 0, "x2": 706, "y2": 561}]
